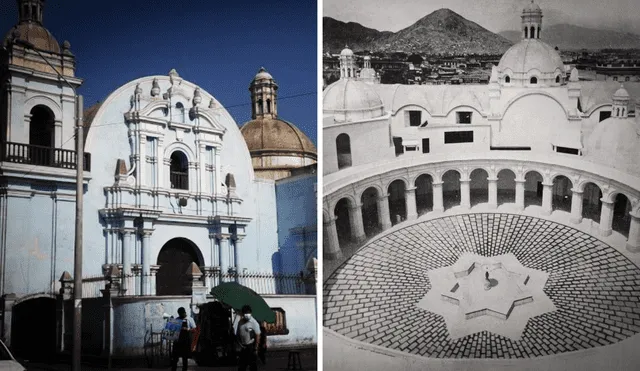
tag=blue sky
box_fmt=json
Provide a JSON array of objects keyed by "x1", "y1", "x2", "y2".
[{"x1": 1, "y1": 0, "x2": 318, "y2": 144}]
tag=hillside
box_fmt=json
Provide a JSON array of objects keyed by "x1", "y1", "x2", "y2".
[
  {"x1": 323, "y1": 9, "x2": 513, "y2": 55},
  {"x1": 372, "y1": 9, "x2": 513, "y2": 55},
  {"x1": 323, "y1": 17, "x2": 392, "y2": 53}
]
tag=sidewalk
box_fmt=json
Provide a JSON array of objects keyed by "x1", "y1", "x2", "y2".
[{"x1": 26, "y1": 348, "x2": 317, "y2": 371}]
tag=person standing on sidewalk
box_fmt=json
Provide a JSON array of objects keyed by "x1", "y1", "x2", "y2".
[
  {"x1": 171, "y1": 307, "x2": 196, "y2": 371},
  {"x1": 234, "y1": 305, "x2": 261, "y2": 371}
]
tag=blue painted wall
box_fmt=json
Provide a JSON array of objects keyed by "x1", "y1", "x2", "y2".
[{"x1": 274, "y1": 172, "x2": 317, "y2": 275}]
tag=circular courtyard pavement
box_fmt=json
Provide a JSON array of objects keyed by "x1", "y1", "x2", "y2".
[{"x1": 323, "y1": 213, "x2": 640, "y2": 358}]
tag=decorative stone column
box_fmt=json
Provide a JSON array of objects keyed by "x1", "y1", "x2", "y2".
[
  {"x1": 570, "y1": 189, "x2": 584, "y2": 224},
  {"x1": 433, "y1": 181, "x2": 444, "y2": 212},
  {"x1": 323, "y1": 216, "x2": 343, "y2": 260},
  {"x1": 488, "y1": 177, "x2": 498, "y2": 209},
  {"x1": 515, "y1": 178, "x2": 526, "y2": 211},
  {"x1": 377, "y1": 194, "x2": 392, "y2": 231},
  {"x1": 541, "y1": 182, "x2": 553, "y2": 215},
  {"x1": 156, "y1": 137, "x2": 164, "y2": 188},
  {"x1": 460, "y1": 178, "x2": 471, "y2": 209},
  {"x1": 215, "y1": 148, "x2": 222, "y2": 194},
  {"x1": 141, "y1": 229, "x2": 153, "y2": 295},
  {"x1": 626, "y1": 211, "x2": 640, "y2": 252},
  {"x1": 121, "y1": 228, "x2": 135, "y2": 293},
  {"x1": 198, "y1": 144, "x2": 206, "y2": 194},
  {"x1": 405, "y1": 187, "x2": 418, "y2": 220},
  {"x1": 348, "y1": 203, "x2": 366, "y2": 244},
  {"x1": 138, "y1": 135, "x2": 146, "y2": 188},
  {"x1": 149, "y1": 265, "x2": 160, "y2": 295},
  {"x1": 233, "y1": 236, "x2": 244, "y2": 274},
  {"x1": 599, "y1": 200, "x2": 614, "y2": 237},
  {"x1": 218, "y1": 235, "x2": 231, "y2": 275}
]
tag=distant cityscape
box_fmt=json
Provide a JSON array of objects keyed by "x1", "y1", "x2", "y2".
[{"x1": 322, "y1": 48, "x2": 640, "y2": 88}]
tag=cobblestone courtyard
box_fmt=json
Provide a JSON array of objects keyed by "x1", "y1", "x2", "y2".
[{"x1": 323, "y1": 213, "x2": 640, "y2": 358}]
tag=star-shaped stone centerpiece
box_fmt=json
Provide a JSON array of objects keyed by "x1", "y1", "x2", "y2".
[{"x1": 417, "y1": 253, "x2": 556, "y2": 341}]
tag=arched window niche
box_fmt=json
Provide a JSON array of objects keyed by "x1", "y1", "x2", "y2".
[{"x1": 170, "y1": 150, "x2": 189, "y2": 190}]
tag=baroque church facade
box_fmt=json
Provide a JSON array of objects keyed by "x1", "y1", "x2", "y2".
[{"x1": 1, "y1": 0, "x2": 317, "y2": 359}]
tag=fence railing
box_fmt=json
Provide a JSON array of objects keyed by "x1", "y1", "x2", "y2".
[
  {"x1": 81, "y1": 270, "x2": 309, "y2": 298},
  {"x1": 1, "y1": 141, "x2": 91, "y2": 171}
]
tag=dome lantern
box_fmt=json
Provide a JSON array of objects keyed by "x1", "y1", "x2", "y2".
[
  {"x1": 521, "y1": 0, "x2": 543, "y2": 40},
  {"x1": 612, "y1": 84, "x2": 630, "y2": 118},
  {"x1": 249, "y1": 67, "x2": 278, "y2": 120},
  {"x1": 339, "y1": 45, "x2": 356, "y2": 80},
  {"x1": 17, "y1": 0, "x2": 45, "y2": 25}
]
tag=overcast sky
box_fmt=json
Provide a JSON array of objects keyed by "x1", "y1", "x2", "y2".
[{"x1": 324, "y1": 0, "x2": 640, "y2": 35}]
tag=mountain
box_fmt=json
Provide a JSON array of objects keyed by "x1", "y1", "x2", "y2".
[
  {"x1": 371, "y1": 9, "x2": 513, "y2": 55},
  {"x1": 499, "y1": 24, "x2": 640, "y2": 50},
  {"x1": 323, "y1": 17, "x2": 392, "y2": 53},
  {"x1": 323, "y1": 9, "x2": 513, "y2": 55}
]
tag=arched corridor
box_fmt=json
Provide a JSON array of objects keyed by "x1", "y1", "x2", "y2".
[
  {"x1": 469, "y1": 169, "x2": 488, "y2": 207},
  {"x1": 388, "y1": 180, "x2": 407, "y2": 225},
  {"x1": 582, "y1": 183, "x2": 603, "y2": 223},
  {"x1": 324, "y1": 162, "x2": 640, "y2": 258},
  {"x1": 497, "y1": 169, "x2": 516, "y2": 206},
  {"x1": 442, "y1": 170, "x2": 461, "y2": 210},
  {"x1": 361, "y1": 187, "x2": 380, "y2": 237},
  {"x1": 552, "y1": 175, "x2": 572, "y2": 213},
  {"x1": 334, "y1": 199, "x2": 352, "y2": 243},
  {"x1": 156, "y1": 238, "x2": 203, "y2": 295},
  {"x1": 524, "y1": 171, "x2": 543, "y2": 207},
  {"x1": 613, "y1": 194, "x2": 632, "y2": 237},
  {"x1": 415, "y1": 174, "x2": 433, "y2": 215}
]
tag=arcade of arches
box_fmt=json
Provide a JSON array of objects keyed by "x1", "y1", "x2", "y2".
[{"x1": 324, "y1": 164, "x2": 640, "y2": 260}]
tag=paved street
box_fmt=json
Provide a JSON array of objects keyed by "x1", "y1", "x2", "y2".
[
  {"x1": 24, "y1": 348, "x2": 316, "y2": 371},
  {"x1": 324, "y1": 213, "x2": 640, "y2": 358}
]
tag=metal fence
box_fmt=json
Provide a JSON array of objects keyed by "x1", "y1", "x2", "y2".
[{"x1": 81, "y1": 270, "x2": 308, "y2": 298}]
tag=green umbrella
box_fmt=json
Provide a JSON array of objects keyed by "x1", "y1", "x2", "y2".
[{"x1": 210, "y1": 282, "x2": 276, "y2": 323}]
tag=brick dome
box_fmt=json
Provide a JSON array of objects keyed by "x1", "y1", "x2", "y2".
[
  {"x1": 3, "y1": 23, "x2": 60, "y2": 53},
  {"x1": 241, "y1": 118, "x2": 316, "y2": 156}
]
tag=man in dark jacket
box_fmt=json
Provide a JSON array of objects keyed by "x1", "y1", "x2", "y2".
[{"x1": 171, "y1": 307, "x2": 196, "y2": 371}]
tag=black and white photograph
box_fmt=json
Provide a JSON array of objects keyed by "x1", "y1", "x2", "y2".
[{"x1": 322, "y1": 0, "x2": 640, "y2": 370}]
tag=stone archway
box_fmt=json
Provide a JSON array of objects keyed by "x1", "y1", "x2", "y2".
[
  {"x1": 524, "y1": 171, "x2": 543, "y2": 208},
  {"x1": 388, "y1": 180, "x2": 407, "y2": 225},
  {"x1": 156, "y1": 238, "x2": 204, "y2": 296},
  {"x1": 11, "y1": 296, "x2": 57, "y2": 361},
  {"x1": 469, "y1": 169, "x2": 489, "y2": 207},
  {"x1": 361, "y1": 187, "x2": 380, "y2": 237},
  {"x1": 613, "y1": 194, "x2": 632, "y2": 237},
  {"x1": 442, "y1": 170, "x2": 461, "y2": 210},
  {"x1": 582, "y1": 183, "x2": 603, "y2": 223},
  {"x1": 552, "y1": 176, "x2": 572, "y2": 213},
  {"x1": 497, "y1": 169, "x2": 516, "y2": 206},
  {"x1": 415, "y1": 174, "x2": 433, "y2": 215},
  {"x1": 334, "y1": 198, "x2": 352, "y2": 244}
]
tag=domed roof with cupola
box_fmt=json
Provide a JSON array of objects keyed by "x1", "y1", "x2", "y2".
[
  {"x1": 3, "y1": 0, "x2": 61, "y2": 54},
  {"x1": 241, "y1": 67, "x2": 317, "y2": 181},
  {"x1": 585, "y1": 86, "x2": 640, "y2": 175},
  {"x1": 497, "y1": 1, "x2": 566, "y2": 87}
]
